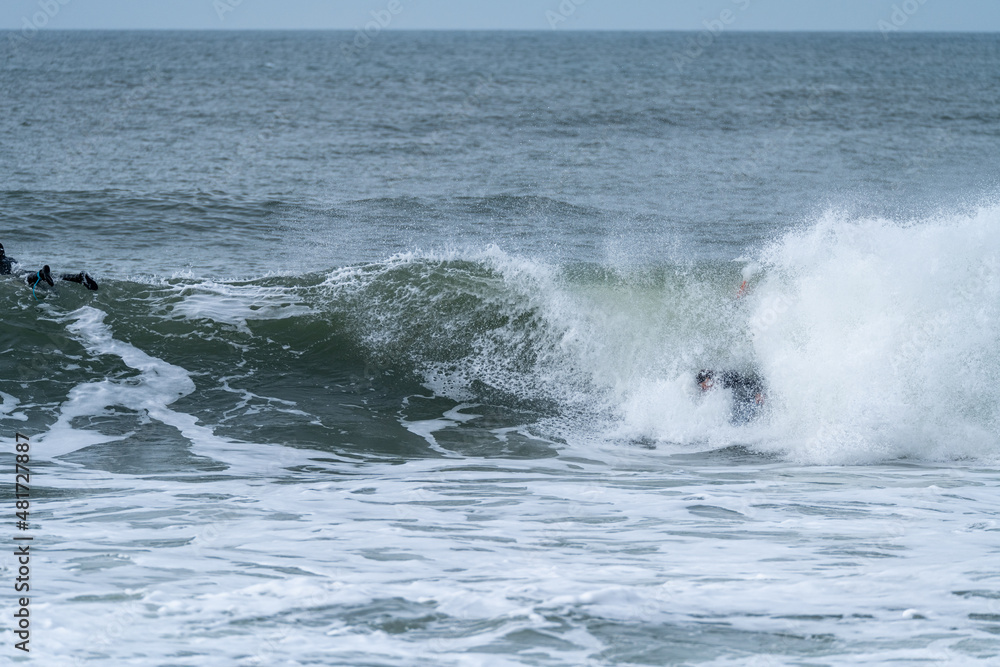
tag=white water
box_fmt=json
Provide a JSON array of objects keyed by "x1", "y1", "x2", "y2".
[
  {"x1": 750, "y1": 206, "x2": 1000, "y2": 463},
  {"x1": 4, "y1": 210, "x2": 1000, "y2": 664},
  {"x1": 524, "y1": 205, "x2": 1000, "y2": 465},
  {"x1": 11, "y1": 445, "x2": 1000, "y2": 665},
  {"x1": 348, "y1": 207, "x2": 1000, "y2": 466}
]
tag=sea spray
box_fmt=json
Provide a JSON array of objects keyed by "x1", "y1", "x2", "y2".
[{"x1": 749, "y1": 205, "x2": 1000, "y2": 463}]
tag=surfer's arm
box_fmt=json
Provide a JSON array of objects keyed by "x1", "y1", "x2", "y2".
[{"x1": 61, "y1": 272, "x2": 99, "y2": 291}]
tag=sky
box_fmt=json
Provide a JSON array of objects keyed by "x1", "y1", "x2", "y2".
[{"x1": 2, "y1": 0, "x2": 999, "y2": 32}]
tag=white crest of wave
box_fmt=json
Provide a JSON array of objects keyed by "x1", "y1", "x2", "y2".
[
  {"x1": 749, "y1": 204, "x2": 1000, "y2": 463},
  {"x1": 318, "y1": 225, "x2": 999, "y2": 465}
]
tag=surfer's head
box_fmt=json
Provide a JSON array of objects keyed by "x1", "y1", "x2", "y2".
[
  {"x1": 39, "y1": 265, "x2": 53, "y2": 286},
  {"x1": 696, "y1": 370, "x2": 715, "y2": 391},
  {"x1": 0, "y1": 243, "x2": 5, "y2": 258}
]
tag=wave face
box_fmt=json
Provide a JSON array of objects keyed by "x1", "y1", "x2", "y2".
[
  {"x1": 4, "y1": 206, "x2": 997, "y2": 465},
  {"x1": 320, "y1": 206, "x2": 1000, "y2": 464},
  {"x1": 4, "y1": 32, "x2": 1000, "y2": 666}
]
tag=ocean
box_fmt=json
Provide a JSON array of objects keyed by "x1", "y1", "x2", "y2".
[{"x1": 1, "y1": 30, "x2": 1000, "y2": 665}]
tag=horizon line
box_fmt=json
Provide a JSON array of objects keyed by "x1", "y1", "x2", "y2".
[{"x1": 2, "y1": 27, "x2": 999, "y2": 33}]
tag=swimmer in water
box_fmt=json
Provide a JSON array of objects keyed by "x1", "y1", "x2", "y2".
[
  {"x1": 0, "y1": 243, "x2": 99, "y2": 292},
  {"x1": 697, "y1": 369, "x2": 765, "y2": 423}
]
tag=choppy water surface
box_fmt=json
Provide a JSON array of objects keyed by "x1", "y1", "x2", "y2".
[{"x1": 1, "y1": 31, "x2": 999, "y2": 664}]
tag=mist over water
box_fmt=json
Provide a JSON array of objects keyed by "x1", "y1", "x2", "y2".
[{"x1": 1, "y1": 31, "x2": 1000, "y2": 665}]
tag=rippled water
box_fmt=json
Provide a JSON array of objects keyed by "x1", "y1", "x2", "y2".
[{"x1": 1, "y1": 31, "x2": 999, "y2": 664}]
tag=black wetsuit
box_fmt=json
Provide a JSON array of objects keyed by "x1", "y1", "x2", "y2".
[
  {"x1": 23, "y1": 266, "x2": 54, "y2": 290},
  {"x1": 712, "y1": 371, "x2": 765, "y2": 424},
  {"x1": 0, "y1": 248, "x2": 13, "y2": 275},
  {"x1": 0, "y1": 245, "x2": 98, "y2": 291},
  {"x1": 61, "y1": 272, "x2": 98, "y2": 290}
]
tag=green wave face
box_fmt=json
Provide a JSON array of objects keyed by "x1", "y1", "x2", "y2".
[{"x1": 1, "y1": 250, "x2": 750, "y2": 463}]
